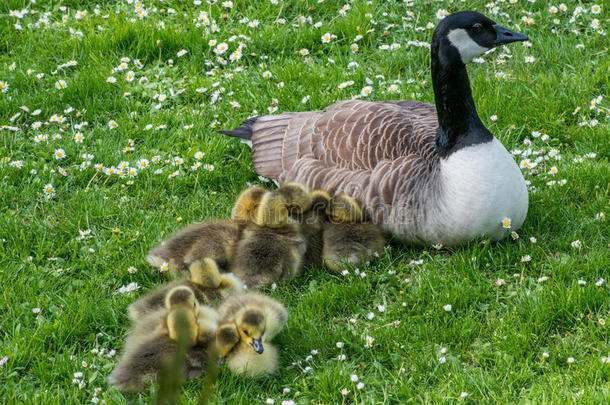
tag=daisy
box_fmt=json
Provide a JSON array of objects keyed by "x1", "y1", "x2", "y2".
[
  {"x1": 502, "y1": 218, "x2": 511, "y2": 229},
  {"x1": 443, "y1": 304, "x2": 452, "y2": 312},
  {"x1": 106, "y1": 76, "x2": 117, "y2": 83},
  {"x1": 136, "y1": 159, "x2": 149, "y2": 169},
  {"x1": 0, "y1": 81, "x2": 9, "y2": 93},
  {"x1": 299, "y1": 48, "x2": 310, "y2": 56},
  {"x1": 159, "y1": 262, "x2": 169, "y2": 272},
  {"x1": 387, "y1": 84, "x2": 400, "y2": 94},
  {"x1": 74, "y1": 132, "x2": 84, "y2": 143},
  {"x1": 54, "y1": 148, "x2": 66, "y2": 159},
  {"x1": 127, "y1": 266, "x2": 137, "y2": 274},
  {"x1": 262, "y1": 71, "x2": 272, "y2": 78},
  {"x1": 214, "y1": 43, "x2": 229, "y2": 55},
  {"x1": 43, "y1": 184, "x2": 55, "y2": 198},
  {"x1": 125, "y1": 71, "x2": 135, "y2": 82},
  {"x1": 321, "y1": 32, "x2": 332, "y2": 43},
  {"x1": 521, "y1": 255, "x2": 531, "y2": 262},
  {"x1": 360, "y1": 86, "x2": 373, "y2": 97},
  {"x1": 364, "y1": 336, "x2": 374, "y2": 348},
  {"x1": 436, "y1": 9, "x2": 448, "y2": 19},
  {"x1": 55, "y1": 80, "x2": 67, "y2": 90},
  {"x1": 108, "y1": 120, "x2": 118, "y2": 129},
  {"x1": 571, "y1": 240, "x2": 581, "y2": 249},
  {"x1": 591, "y1": 5, "x2": 601, "y2": 14},
  {"x1": 177, "y1": 49, "x2": 188, "y2": 57}
]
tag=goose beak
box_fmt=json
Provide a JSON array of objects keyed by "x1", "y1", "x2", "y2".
[
  {"x1": 493, "y1": 24, "x2": 528, "y2": 44},
  {"x1": 251, "y1": 338, "x2": 264, "y2": 354}
]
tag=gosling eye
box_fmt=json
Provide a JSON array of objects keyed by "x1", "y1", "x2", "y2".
[
  {"x1": 470, "y1": 23, "x2": 482, "y2": 33},
  {"x1": 242, "y1": 329, "x2": 249, "y2": 336}
]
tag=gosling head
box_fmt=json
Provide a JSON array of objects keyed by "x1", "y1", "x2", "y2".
[
  {"x1": 165, "y1": 287, "x2": 199, "y2": 345},
  {"x1": 278, "y1": 182, "x2": 313, "y2": 214},
  {"x1": 165, "y1": 286, "x2": 198, "y2": 311},
  {"x1": 327, "y1": 194, "x2": 363, "y2": 223},
  {"x1": 253, "y1": 191, "x2": 289, "y2": 228},
  {"x1": 434, "y1": 11, "x2": 529, "y2": 64},
  {"x1": 232, "y1": 186, "x2": 268, "y2": 224},
  {"x1": 235, "y1": 307, "x2": 266, "y2": 354}
]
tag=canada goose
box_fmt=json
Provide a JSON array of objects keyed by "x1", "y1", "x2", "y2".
[
  {"x1": 229, "y1": 189, "x2": 306, "y2": 287},
  {"x1": 215, "y1": 323, "x2": 279, "y2": 377},
  {"x1": 128, "y1": 258, "x2": 244, "y2": 321},
  {"x1": 220, "y1": 11, "x2": 529, "y2": 246},
  {"x1": 109, "y1": 287, "x2": 218, "y2": 392},
  {"x1": 146, "y1": 221, "x2": 238, "y2": 273},
  {"x1": 322, "y1": 194, "x2": 385, "y2": 271}
]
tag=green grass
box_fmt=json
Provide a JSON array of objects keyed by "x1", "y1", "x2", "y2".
[{"x1": 1, "y1": 0, "x2": 609, "y2": 403}]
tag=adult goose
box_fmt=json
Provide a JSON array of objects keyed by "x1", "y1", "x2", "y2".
[{"x1": 220, "y1": 11, "x2": 529, "y2": 246}]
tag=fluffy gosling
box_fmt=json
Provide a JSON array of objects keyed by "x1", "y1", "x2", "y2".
[
  {"x1": 322, "y1": 193, "x2": 385, "y2": 271},
  {"x1": 146, "y1": 220, "x2": 238, "y2": 273},
  {"x1": 109, "y1": 287, "x2": 218, "y2": 392},
  {"x1": 128, "y1": 257, "x2": 244, "y2": 321},
  {"x1": 229, "y1": 188, "x2": 306, "y2": 287},
  {"x1": 214, "y1": 292, "x2": 288, "y2": 377}
]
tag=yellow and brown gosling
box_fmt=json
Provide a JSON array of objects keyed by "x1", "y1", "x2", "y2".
[
  {"x1": 214, "y1": 292, "x2": 287, "y2": 377},
  {"x1": 215, "y1": 322, "x2": 279, "y2": 378},
  {"x1": 322, "y1": 193, "x2": 385, "y2": 271},
  {"x1": 229, "y1": 189, "x2": 306, "y2": 288},
  {"x1": 277, "y1": 183, "x2": 330, "y2": 269},
  {"x1": 128, "y1": 257, "x2": 244, "y2": 321},
  {"x1": 146, "y1": 220, "x2": 238, "y2": 274},
  {"x1": 109, "y1": 287, "x2": 219, "y2": 392}
]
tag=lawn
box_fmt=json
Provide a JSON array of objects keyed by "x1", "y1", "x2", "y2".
[{"x1": 0, "y1": 0, "x2": 608, "y2": 403}]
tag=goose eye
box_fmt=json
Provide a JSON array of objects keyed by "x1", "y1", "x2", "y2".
[
  {"x1": 242, "y1": 329, "x2": 249, "y2": 336},
  {"x1": 471, "y1": 23, "x2": 482, "y2": 33}
]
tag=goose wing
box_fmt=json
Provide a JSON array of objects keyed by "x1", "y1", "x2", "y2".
[{"x1": 250, "y1": 100, "x2": 439, "y2": 188}]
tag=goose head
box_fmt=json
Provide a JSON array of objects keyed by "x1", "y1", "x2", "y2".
[{"x1": 433, "y1": 11, "x2": 528, "y2": 65}]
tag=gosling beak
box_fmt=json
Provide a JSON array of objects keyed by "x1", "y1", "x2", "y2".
[
  {"x1": 493, "y1": 24, "x2": 528, "y2": 44},
  {"x1": 251, "y1": 338, "x2": 264, "y2": 354}
]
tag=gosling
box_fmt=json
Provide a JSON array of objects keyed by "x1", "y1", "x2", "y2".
[
  {"x1": 109, "y1": 287, "x2": 219, "y2": 392},
  {"x1": 322, "y1": 193, "x2": 385, "y2": 271},
  {"x1": 128, "y1": 257, "x2": 244, "y2": 321},
  {"x1": 214, "y1": 292, "x2": 288, "y2": 377},
  {"x1": 229, "y1": 189, "x2": 306, "y2": 287},
  {"x1": 146, "y1": 220, "x2": 238, "y2": 273}
]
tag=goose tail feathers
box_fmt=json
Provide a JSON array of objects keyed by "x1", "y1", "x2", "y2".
[{"x1": 218, "y1": 117, "x2": 259, "y2": 140}]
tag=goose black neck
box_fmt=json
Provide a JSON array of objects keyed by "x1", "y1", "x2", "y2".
[{"x1": 431, "y1": 40, "x2": 492, "y2": 157}]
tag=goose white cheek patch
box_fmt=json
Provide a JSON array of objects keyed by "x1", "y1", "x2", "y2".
[{"x1": 447, "y1": 28, "x2": 488, "y2": 63}]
